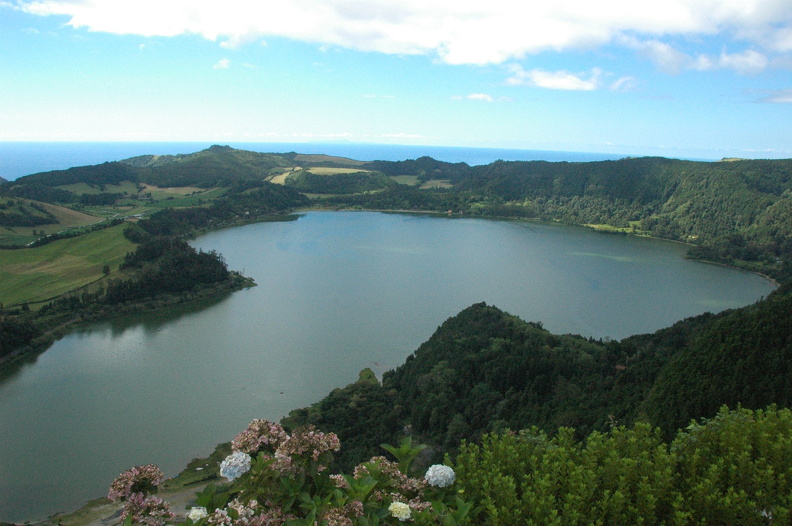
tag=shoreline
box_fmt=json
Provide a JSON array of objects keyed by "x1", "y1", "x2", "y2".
[
  {"x1": 300, "y1": 206, "x2": 783, "y2": 287},
  {"x1": 0, "y1": 274, "x2": 254, "y2": 372}
]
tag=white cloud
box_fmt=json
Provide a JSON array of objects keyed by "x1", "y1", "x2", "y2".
[
  {"x1": 11, "y1": 0, "x2": 792, "y2": 66},
  {"x1": 453, "y1": 93, "x2": 494, "y2": 102},
  {"x1": 610, "y1": 76, "x2": 637, "y2": 92},
  {"x1": 623, "y1": 37, "x2": 691, "y2": 74},
  {"x1": 757, "y1": 89, "x2": 792, "y2": 103},
  {"x1": 625, "y1": 36, "x2": 770, "y2": 75},
  {"x1": 714, "y1": 49, "x2": 769, "y2": 75},
  {"x1": 508, "y1": 66, "x2": 602, "y2": 91},
  {"x1": 213, "y1": 58, "x2": 230, "y2": 69}
]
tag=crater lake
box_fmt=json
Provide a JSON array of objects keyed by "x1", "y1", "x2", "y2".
[{"x1": 0, "y1": 211, "x2": 776, "y2": 521}]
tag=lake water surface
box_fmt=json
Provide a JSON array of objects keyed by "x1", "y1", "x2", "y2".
[{"x1": 0, "y1": 212, "x2": 775, "y2": 521}]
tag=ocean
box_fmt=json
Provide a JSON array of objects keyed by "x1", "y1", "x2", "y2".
[{"x1": 0, "y1": 142, "x2": 625, "y2": 181}]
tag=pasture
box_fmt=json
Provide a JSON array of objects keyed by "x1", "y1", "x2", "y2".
[
  {"x1": 0, "y1": 224, "x2": 134, "y2": 306},
  {"x1": 305, "y1": 167, "x2": 371, "y2": 175}
]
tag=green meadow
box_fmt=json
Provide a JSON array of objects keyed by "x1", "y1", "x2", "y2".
[{"x1": 0, "y1": 224, "x2": 135, "y2": 306}]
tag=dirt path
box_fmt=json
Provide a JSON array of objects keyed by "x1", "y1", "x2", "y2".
[{"x1": 52, "y1": 483, "x2": 209, "y2": 526}]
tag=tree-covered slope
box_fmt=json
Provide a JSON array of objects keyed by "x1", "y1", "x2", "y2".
[
  {"x1": 384, "y1": 303, "x2": 626, "y2": 444},
  {"x1": 642, "y1": 283, "x2": 792, "y2": 435},
  {"x1": 284, "y1": 169, "x2": 396, "y2": 194},
  {"x1": 335, "y1": 156, "x2": 792, "y2": 279},
  {"x1": 285, "y1": 286, "x2": 792, "y2": 461}
]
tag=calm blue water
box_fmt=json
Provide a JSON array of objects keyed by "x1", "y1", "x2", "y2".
[{"x1": 0, "y1": 142, "x2": 625, "y2": 181}]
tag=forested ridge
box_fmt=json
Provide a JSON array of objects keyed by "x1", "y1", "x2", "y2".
[
  {"x1": 347, "y1": 156, "x2": 792, "y2": 281},
  {"x1": 285, "y1": 288, "x2": 792, "y2": 469},
  {"x1": 3, "y1": 147, "x2": 792, "y2": 283}
]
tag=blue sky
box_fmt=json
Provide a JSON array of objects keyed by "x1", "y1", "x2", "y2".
[{"x1": 1, "y1": 0, "x2": 792, "y2": 159}]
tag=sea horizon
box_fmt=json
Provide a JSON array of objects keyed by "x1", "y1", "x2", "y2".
[{"x1": 2, "y1": 141, "x2": 643, "y2": 182}]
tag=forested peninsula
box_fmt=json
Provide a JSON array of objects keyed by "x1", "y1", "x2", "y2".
[{"x1": 3, "y1": 146, "x2": 792, "y2": 525}]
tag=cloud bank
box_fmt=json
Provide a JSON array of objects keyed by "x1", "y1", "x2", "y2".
[{"x1": 12, "y1": 0, "x2": 792, "y2": 67}]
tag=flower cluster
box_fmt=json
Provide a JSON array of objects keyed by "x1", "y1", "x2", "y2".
[
  {"x1": 276, "y1": 426, "x2": 341, "y2": 465},
  {"x1": 319, "y1": 501, "x2": 364, "y2": 526},
  {"x1": 204, "y1": 501, "x2": 294, "y2": 526},
  {"x1": 228, "y1": 419, "x2": 340, "y2": 475},
  {"x1": 220, "y1": 451, "x2": 252, "y2": 481},
  {"x1": 187, "y1": 507, "x2": 208, "y2": 521},
  {"x1": 388, "y1": 501, "x2": 412, "y2": 521},
  {"x1": 354, "y1": 456, "x2": 427, "y2": 495},
  {"x1": 231, "y1": 419, "x2": 289, "y2": 455},
  {"x1": 121, "y1": 492, "x2": 174, "y2": 526},
  {"x1": 107, "y1": 420, "x2": 471, "y2": 526},
  {"x1": 424, "y1": 464, "x2": 456, "y2": 488},
  {"x1": 108, "y1": 464, "x2": 165, "y2": 501}
]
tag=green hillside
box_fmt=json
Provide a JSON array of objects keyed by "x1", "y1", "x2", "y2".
[
  {"x1": 285, "y1": 287, "x2": 792, "y2": 468},
  {"x1": 4, "y1": 146, "x2": 792, "y2": 281}
]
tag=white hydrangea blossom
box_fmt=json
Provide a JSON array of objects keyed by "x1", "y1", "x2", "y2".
[
  {"x1": 388, "y1": 501, "x2": 412, "y2": 521},
  {"x1": 219, "y1": 451, "x2": 252, "y2": 481},
  {"x1": 424, "y1": 464, "x2": 456, "y2": 488},
  {"x1": 187, "y1": 507, "x2": 209, "y2": 521}
]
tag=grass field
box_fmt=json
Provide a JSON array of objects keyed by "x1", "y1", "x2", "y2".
[
  {"x1": 0, "y1": 223, "x2": 135, "y2": 306},
  {"x1": 420, "y1": 179, "x2": 453, "y2": 189},
  {"x1": 57, "y1": 181, "x2": 139, "y2": 195},
  {"x1": 389, "y1": 175, "x2": 420, "y2": 186},
  {"x1": 268, "y1": 168, "x2": 300, "y2": 185},
  {"x1": 306, "y1": 167, "x2": 370, "y2": 175},
  {"x1": 0, "y1": 201, "x2": 104, "y2": 246}
]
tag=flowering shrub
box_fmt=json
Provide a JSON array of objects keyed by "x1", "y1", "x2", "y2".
[
  {"x1": 230, "y1": 419, "x2": 289, "y2": 455},
  {"x1": 120, "y1": 493, "x2": 174, "y2": 526},
  {"x1": 108, "y1": 464, "x2": 165, "y2": 501},
  {"x1": 109, "y1": 420, "x2": 472, "y2": 526}
]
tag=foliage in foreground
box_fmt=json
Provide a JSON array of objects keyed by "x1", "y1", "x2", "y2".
[
  {"x1": 109, "y1": 406, "x2": 792, "y2": 525},
  {"x1": 456, "y1": 406, "x2": 792, "y2": 525},
  {"x1": 109, "y1": 420, "x2": 472, "y2": 526}
]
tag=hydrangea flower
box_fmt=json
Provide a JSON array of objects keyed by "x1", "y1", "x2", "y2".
[
  {"x1": 121, "y1": 492, "x2": 174, "y2": 526},
  {"x1": 389, "y1": 501, "x2": 412, "y2": 522},
  {"x1": 424, "y1": 464, "x2": 456, "y2": 488},
  {"x1": 231, "y1": 419, "x2": 289, "y2": 454},
  {"x1": 219, "y1": 451, "x2": 252, "y2": 481},
  {"x1": 108, "y1": 464, "x2": 165, "y2": 501},
  {"x1": 187, "y1": 507, "x2": 209, "y2": 521}
]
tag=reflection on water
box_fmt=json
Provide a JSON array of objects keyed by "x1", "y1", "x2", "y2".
[{"x1": 0, "y1": 212, "x2": 776, "y2": 522}]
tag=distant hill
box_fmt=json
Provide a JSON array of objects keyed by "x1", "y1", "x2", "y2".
[{"x1": 3, "y1": 146, "x2": 792, "y2": 279}]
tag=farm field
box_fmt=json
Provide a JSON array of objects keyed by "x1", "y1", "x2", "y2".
[{"x1": 0, "y1": 224, "x2": 134, "y2": 306}]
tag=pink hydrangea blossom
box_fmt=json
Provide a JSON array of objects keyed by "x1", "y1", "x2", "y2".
[
  {"x1": 108, "y1": 464, "x2": 165, "y2": 501},
  {"x1": 121, "y1": 492, "x2": 174, "y2": 526},
  {"x1": 231, "y1": 419, "x2": 289, "y2": 454}
]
